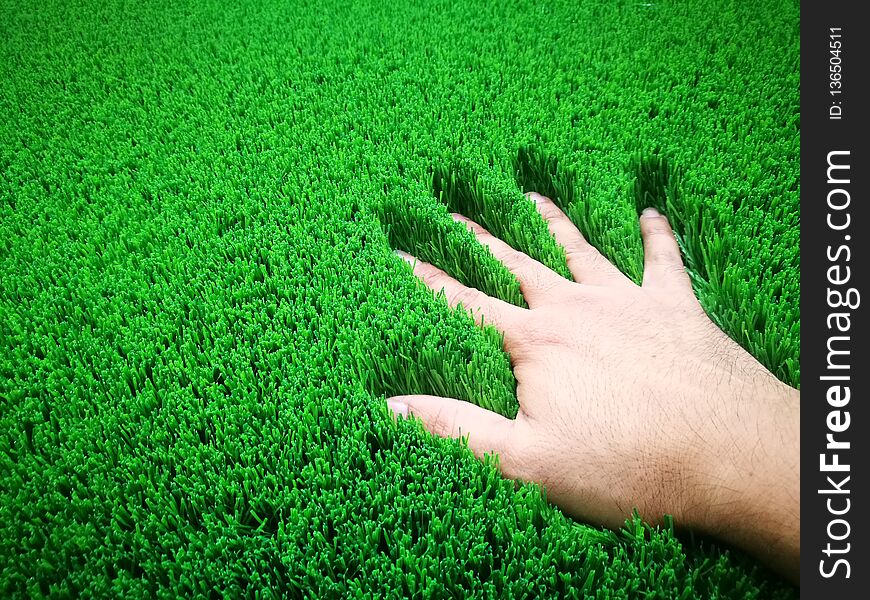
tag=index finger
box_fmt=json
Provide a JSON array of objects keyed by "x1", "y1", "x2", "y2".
[{"x1": 396, "y1": 250, "x2": 524, "y2": 332}]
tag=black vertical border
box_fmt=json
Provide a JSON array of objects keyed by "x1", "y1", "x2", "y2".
[{"x1": 801, "y1": 0, "x2": 869, "y2": 595}]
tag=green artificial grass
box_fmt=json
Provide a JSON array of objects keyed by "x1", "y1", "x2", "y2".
[{"x1": 1, "y1": 0, "x2": 799, "y2": 596}]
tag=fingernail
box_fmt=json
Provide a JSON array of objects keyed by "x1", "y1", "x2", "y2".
[
  {"x1": 386, "y1": 398, "x2": 408, "y2": 418},
  {"x1": 526, "y1": 192, "x2": 544, "y2": 204},
  {"x1": 642, "y1": 207, "x2": 661, "y2": 218},
  {"x1": 450, "y1": 213, "x2": 467, "y2": 222},
  {"x1": 394, "y1": 249, "x2": 414, "y2": 262}
]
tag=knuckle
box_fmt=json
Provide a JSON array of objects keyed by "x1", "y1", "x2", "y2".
[
  {"x1": 529, "y1": 271, "x2": 561, "y2": 297},
  {"x1": 501, "y1": 249, "x2": 529, "y2": 272},
  {"x1": 538, "y1": 201, "x2": 561, "y2": 221},
  {"x1": 563, "y1": 239, "x2": 591, "y2": 257},
  {"x1": 651, "y1": 248, "x2": 681, "y2": 265},
  {"x1": 448, "y1": 286, "x2": 479, "y2": 308},
  {"x1": 645, "y1": 221, "x2": 674, "y2": 237},
  {"x1": 429, "y1": 405, "x2": 456, "y2": 438},
  {"x1": 664, "y1": 263, "x2": 688, "y2": 277},
  {"x1": 567, "y1": 245, "x2": 614, "y2": 273},
  {"x1": 466, "y1": 221, "x2": 488, "y2": 236},
  {"x1": 417, "y1": 263, "x2": 443, "y2": 285},
  {"x1": 583, "y1": 248, "x2": 610, "y2": 269}
]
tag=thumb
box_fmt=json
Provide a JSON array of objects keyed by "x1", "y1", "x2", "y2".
[{"x1": 386, "y1": 394, "x2": 513, "y2": 459}]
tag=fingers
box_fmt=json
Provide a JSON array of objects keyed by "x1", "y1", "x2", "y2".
[
  {"x1": 526, "y1": 192, "x2": 627, "y2": 286},
  {"x1": 396, "y1": 250, "x2": 522, "y2": 330},
  {"x1": 639, "y1": 208, "x2": 693, "y2": 293},
  {"x1": 451, "y1": 214, "x2": 566, "y2": 307},
  {"x1": 386, "y1": 394, "x2": 513, "y2": 459}
]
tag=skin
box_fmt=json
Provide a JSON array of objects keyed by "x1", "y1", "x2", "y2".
[{"x1": 388, "y1": 193, "x2": 800, "y2": 581}]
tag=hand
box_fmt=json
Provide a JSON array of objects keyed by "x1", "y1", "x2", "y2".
[{"x1": 389, "y1": 193, "x2": 800, "y2": 579}]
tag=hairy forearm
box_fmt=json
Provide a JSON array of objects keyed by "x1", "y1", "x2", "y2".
[{"x1": 688, "y1": 383, "x2": 800, "y2": 581}]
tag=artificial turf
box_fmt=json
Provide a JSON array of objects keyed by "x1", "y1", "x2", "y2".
[{"x1": 1, "y1": 0, "x2": 799, "y2": 596}]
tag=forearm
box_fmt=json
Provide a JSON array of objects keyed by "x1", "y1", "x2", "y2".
[{"x1": 688, "y1": 383, "x2": 800, "y2": 581}]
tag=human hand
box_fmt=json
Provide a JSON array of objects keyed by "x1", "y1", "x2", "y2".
[{"x1": 389, "y1": 193, "x2": 799, "y2": 578}]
